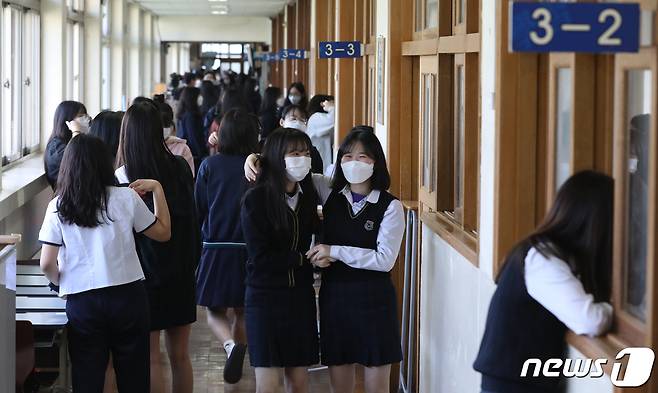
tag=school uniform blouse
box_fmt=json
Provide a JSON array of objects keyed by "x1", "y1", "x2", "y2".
[
  {"x1": 308, "y1": 174, "x2": 405, "y2": 272},
  {"x1": 38, "y1": 187, "x2": 156, "y2": 297},
  {"x1": 307, "y1": 108, "x2": 335, "y2": 171}
]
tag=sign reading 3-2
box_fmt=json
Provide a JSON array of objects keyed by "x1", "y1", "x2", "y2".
[{"x1": 511, "y1": 2, "x2": 640, "y2": 53}]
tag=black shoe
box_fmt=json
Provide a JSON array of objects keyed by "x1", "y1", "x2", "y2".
[{"x1": 223, "y1": 343, "x2": 247, "y2": 384}]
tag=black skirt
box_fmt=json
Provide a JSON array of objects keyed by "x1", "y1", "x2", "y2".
[
  {"x1": 147, "y1": 276, "x2": 197, "y2": 331},
  {"x1": 196, "y1": 247, "x2": 247, "y2": 309},
  {"x1": 319, "y1": 277, "x2": 402, "y2": 367},
  {"x1": 245, "y1": 284, "x2": 319, "y2": 367}
]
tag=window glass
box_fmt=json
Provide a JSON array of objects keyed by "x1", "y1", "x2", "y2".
[
  {"x1": 421, "y1": 73, "x2": 435, "y2": 191},
  {"x1": 625, "y1": 69, "x2": 652, "y2": 322},
  {"x1": 454, "y1": 64, "x2": 465, "y2": 220},
  {"x1": 555, "y1": 68, "x2": 573, "y2": 190},
  {"x1": 426, "y1": 0, "x2": 438, "y2": 29}
]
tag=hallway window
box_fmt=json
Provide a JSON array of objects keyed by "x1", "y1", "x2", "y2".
[
  {"x1": 1, "y1": 4, "x2": 40, "y2": 166},
  {"x1": 101, "y1": 0, "x2": 110, "y2": 110},
  {"x1": 66, "y1": 21, "x2": 84, "y2": 101},
  {"x1": 554, "y1": 68, "x2": 573, "y2": 190},
  {"x1": 624, "y1": 69, "x2": 651, "y2": 323}
]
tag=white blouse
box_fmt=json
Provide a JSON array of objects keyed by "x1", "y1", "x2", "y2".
[
  {"x1": 38, "y1": 187, "x2": 156, "y2": 297},
  {"x1": 524, "y1": 246, "x2": 613, "y2": 337}
]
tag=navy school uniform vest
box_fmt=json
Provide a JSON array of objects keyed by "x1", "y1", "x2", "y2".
[
  {"x1": 321, "y1": 189, "x2": 396, "y2": 282},
  {"x1": 473, "y1": 243, "x2": 568, "y2": 393}
]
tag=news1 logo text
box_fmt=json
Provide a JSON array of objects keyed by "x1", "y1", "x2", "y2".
[{"x1": 521, "y1": 347, "x2": 655, "y2": 387}]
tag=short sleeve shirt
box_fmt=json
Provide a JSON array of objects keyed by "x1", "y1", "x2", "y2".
[{"x1": 38, "y1": 186, "x2": 156, "y2": 297}]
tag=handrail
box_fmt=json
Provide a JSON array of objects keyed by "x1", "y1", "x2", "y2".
[{"x1": 399, "y1": 208, "x2": 419, "y2": 393}]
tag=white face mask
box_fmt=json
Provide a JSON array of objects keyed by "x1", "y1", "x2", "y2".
[
  {"x1": 341, "y1": 160, "x2": 374, "y2": 184},
  {"x1": 285, "y1": 156, "x2": 312, "y2": 182},
  {"x1": 289, "y1": 94, "x2": 302, "y2": 105},
  {"x1": 197, "y1": 95, "x2": 204, "y2": 107},
  {"x1": 163, "y1": 127, "x2": 172, "y2": 139},
  {"x1": 283, "y1": 119, "x2": 307, "y2": 133},
  {"x1": 629, "y1": 156, "x2": 639, "y2": 174},
  {"x1": 194, "y1": 80, "x2": 202, "y2": 88}
]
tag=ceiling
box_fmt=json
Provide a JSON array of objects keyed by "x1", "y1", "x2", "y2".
[{"x1": 133, "y1": 0, "x2": 289, "y2": 17}]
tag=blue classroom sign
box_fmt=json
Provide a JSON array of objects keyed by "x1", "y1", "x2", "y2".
[
  {"x1": 510, "y1": 2, "x2": 640, "y2": 53},
  {"x1": 319, "y1": 41, "x2": 362, "y2": 59},
  {"x1": 279, "y1": 49, "x2": 306, "y2": 59}
]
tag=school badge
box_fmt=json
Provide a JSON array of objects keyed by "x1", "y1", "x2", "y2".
[{"x1": 364, "y1": 220, "x2": 375, "y2": 231}]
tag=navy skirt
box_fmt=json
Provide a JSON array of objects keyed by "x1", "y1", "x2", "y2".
[
  {"x1": 319, "y1": 277, "x2": 402, "y2": 367},
  {"x1": 245, "y1": 284, "x2": 319, "y2": 367},
  {"x1": 147, "y1": 276, "x2": 197, "y2": 331},
  {"x1": 196, "y1": 246, "x2": 247, "y2": 308}
]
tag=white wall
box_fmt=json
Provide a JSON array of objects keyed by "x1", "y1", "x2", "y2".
[{"x1": 157, "y1": 16, "x2": 271, "y2": 44}]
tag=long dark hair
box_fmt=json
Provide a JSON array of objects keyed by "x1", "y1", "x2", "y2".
[
  {"x1": 260, "y1": 86, "x2": 282, "y2": 114},
  {"x1": 255, "y1": 128, "x2": 318, "y2": 232},
  {"x1": 284, "y1": 82, "x2": 308, "y2": 109},
  {"x1": 49, "y1": 101, "x2": 87, "y2": 142},
  {"x1": 308, "y1": 94, "x2": 334, "y2": 117},
  {"x1": 502, "y1": 170, "x2": 614, "y2": 302},
  {"x1": 200, "y1": 80, "x2": 220, "y2": 113},
  {"x1": 116, "y1": 102, "x2": 176, "y2": 190},
  {"x1": 218, "y1": 109, "x2": 260, "y2": 156},
  {"x1": 90, "y1": 111, "x2": 123, "y2": 161},
  {"x1": 176, "y1": 86, "x2": 200, "y2": 118},
  {"x1": 56, "y1": 134, "x2": 117, "y2": 227},
  {"x1": 220, "y1": 88, "x2": 249, "y2": 117},
  {"x1": 332, "y1": 126, "x2": 390, "y2": 191}
]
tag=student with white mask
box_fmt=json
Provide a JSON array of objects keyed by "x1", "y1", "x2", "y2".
[
  {"x1": 244, "y1": 127, "x2": 405, "y2": 393},
  {"x1": 157, "y1": 101, "x2": 195, "y2": 176},
  {"x1": 283, "y1": 82, "x2": 308, "y2": 110},
  {"x1": 306, "y1": 126, "x2": 405, "y2": 393},
  {"x1": 280, "y1": 105, "x2": 324, "y2": 174},
  {"x1": 307, "y1": 95, "x2": 335, "y2": 172},
  {"x1": 240, "y1": 128, "x2": 327, "y2": 393}
]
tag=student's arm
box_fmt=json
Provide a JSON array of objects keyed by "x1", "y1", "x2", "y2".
[
  {"x1": 40, "y1": 245, "x2": 60, "y2": 285},
  {"x1": 129, "y1": 180, "x2": 171, "y2": 242},
  {"x1": 241, "y1": 190, "x2": 306, "y2": 272},
  {"x1": 307, "y1": 109, "x2": 335, "y2": 139},
  {"x1": 524, "y1": 248, "x2": 614, "y2": 337},
  {"x1": 38, "y1": 199, "x2": 62, "y2": 284},
  {"x1": 194, "y1": 162, "x2": 209, "y2": 228},
  {"x1": 311, "y1": 173, "x2": 333, "y2": 204},
  {"x1": 308, "y1": 199, "x2": 406, "y2": 272}
]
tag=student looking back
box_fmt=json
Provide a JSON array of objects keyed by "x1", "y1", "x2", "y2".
[{"x1": 473, "y1": 170, "x2": 614, "y2": 393}]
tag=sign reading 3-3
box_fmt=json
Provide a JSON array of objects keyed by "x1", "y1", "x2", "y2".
[{"x1": 510, "y1": 2, "x2": 640, "y2": 53}]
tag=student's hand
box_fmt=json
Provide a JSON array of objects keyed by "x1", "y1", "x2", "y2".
[
  {"x1": 208, "y1": 131, "x2": 218, "y2": 147},
  {"x1": 306, "y1": 244, "x2": 333, "y2": 263},
  {"x1": 311, "y1": 257, "x2": 334, "y2": 268},
  {"x1": 65, "y1": 117, "x2": 89, "y2": 133},
  {"x1": 244, "y1": 153, "x2": 261, "y2": 182},
  {"x1": 129, "y1": 179, "x2": 162, "y2": 196}
]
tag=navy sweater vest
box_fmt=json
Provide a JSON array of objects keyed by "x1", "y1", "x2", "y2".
[
  {"x1": 321, "y1": 190, "x2": 396, "y2": 282},
  {"x1": 473, "y1": 244, "x2": 568, "y2": 393}
]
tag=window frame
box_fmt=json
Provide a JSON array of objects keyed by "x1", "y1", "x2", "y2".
[
  {"x1": 612, "y1": 48, "x2": 658, "y2": 348},
  {"x1": 417, "y1": 0, "x2": 481, "y2": 264},
  {"x1": 1, "y1": 2, "x2": 40, "y2": 167}
]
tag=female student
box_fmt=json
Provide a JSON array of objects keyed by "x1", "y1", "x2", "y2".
[
  {"x1": 157, "y1": 101, "x2": 195, "y2": 175},
  {"x1": 306, "y1": 127, "x2": 405, "y2": 393},
  {"x1": 240, "y1": 128, "x2": 332, "y2": 393},
  {"x1": 44, "y1": 100, "x2": 89, "y2": 189},
  {"x1": 473, "y1": 170, "x2": 614, "y2": 393},
  {"x1": 195, "y1": 109, "x2": 259, "y2": 384},
  {"x1": 283, "y1": 82, "x2": 308, "y2": 110},
  {"x1": 306, "y1": 95, "x2": 335, "y2": 172},
  {"x1": 176, "y1": 86, "x2": 208, "y2": 170},
  {"x1": 259, "y1": 86, "x2": 283, "y2": 140},
  {"x1": 279, "y1": 105, "x2": 324, "y2": 174},
  {"x1": 90, "y1": 111, "x2": 123, "y2": 163},
  {"x1": 38, "y1": 134, "x2": 171, "y2": 392},
  {"x1": 116, "y1": 102, "x2": 200, "y2": 393}
]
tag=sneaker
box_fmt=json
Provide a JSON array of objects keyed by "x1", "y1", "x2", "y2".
[{"x1": 223, "y1": 343, "x2": 246, "y2": 384}]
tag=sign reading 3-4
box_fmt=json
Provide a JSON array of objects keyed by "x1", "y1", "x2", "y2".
[{"x1": 510, "y1": 2, "x2": 640, "y2": 53}]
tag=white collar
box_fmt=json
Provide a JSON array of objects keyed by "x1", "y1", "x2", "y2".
[
  {"x1": 339, "y1": 186, "x2": 380, "y2": 204},
  {"x1": 285, "y1": 183, "x2": 303, "y2": 198}
]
